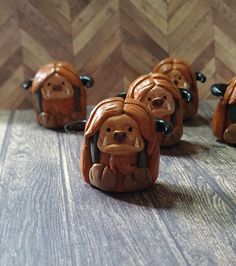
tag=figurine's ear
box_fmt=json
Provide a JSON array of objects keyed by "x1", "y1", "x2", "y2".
[
  {"x1": 21, "y1": 79, "x2": 33, "y2": 90},
  {"x1": 74, "y1": 86, "x2": 81, "y2": 112},
  {"x1": 155, "y1": 119, "x2": 173, "y2": 135},
  {"x1": 80, "y1": 75, "x2": 94, "y2": 88},
  {"x1": 116, "y1": 91, "x2": 127, "y2": 99},
  {"x1": 195, "y1": 72, "x2": 207, "y2": 83},
  {"x1": 64, "y1": 119, "x2": 87, "y2": 133},
  {"x1": 34, "y1": 91, "x2": 42, "y2": 114},
  {"x1": 90, "y1": 133, "x2": 100, "y2": 163},
  {"x1": 137, "y1": 141, "x2": 148, "y2": 168},
  {"x1": 180, "y1": 88, "x2": 193, "y2": 103},
  {"x1": 211, "y1": 83, "x2": 228, "y2": 97}
]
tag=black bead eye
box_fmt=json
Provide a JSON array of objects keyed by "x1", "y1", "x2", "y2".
[
  {"x1": 128, "y1": 127, "x2": 133, "y2": 132},
  {"x1": 148, "y1": 97, "x2": 151, "y2": 101},
  {"x1": 61, "y1": 81, "x2": 65, "y2": 85},
  {"x1": 106, "y1": 128, "x2": 111, "y2": 132},
  {"x1": 47, "y1": 82, "x2": 51, "y2": 86},
  {"x1": 163, "y1": 96, "x2": 167, "y2": 99},
  {"x1": 178, "y1": 76, "x2": 182, "y2": 80}
]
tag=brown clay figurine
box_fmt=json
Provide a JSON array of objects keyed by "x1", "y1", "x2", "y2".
[
  {"x1": 127, "y1": 73, "x2": 183, "y2": 146},
  {"x1": 21, "y1": 61, "x2": 93, "y2": 129},
  {"x1": 153, "y1": 58, "x2": 206, "y2": 121},
  {"x1": 211, "y1": 77, "x2": 236, "y2": 144},
  {"x1": 65, "y1": 97, "x2": 169, "y2": 192}
]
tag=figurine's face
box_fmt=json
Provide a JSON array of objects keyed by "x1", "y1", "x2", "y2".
[
  {"x1": 97, "y1": 114, "x2": 144, "y2": 155},
  {"x1": 166, "y1": 69, "x2": 189, "y2": 89},
  {"x1": 41, "y1": 74, "x2": 74, "y2": 99},
  {"x1": 142, "y1": 86, "x2": 175, "y2": 118}
]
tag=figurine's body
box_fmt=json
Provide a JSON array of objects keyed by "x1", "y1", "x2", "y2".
[
  {"x1": 211, "y1": 77, "x2": 236, "y2": 144},
  {"x1": 153, "y1": 58, "x2": 206, "y2": 121},
  {"x1": 80, "y1": 97, "x2": 160, "y2": 192},
  {"x1": 127, "y1": 73, "x2": 183, "y2": 146},
  {"x1": 22, "y1": 62, "x2": 93, "y2": 128}
]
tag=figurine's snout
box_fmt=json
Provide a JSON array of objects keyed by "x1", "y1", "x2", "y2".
[
  {"x1": 152, "y1": 97, "x2": 164, "y2": 107},
  {"x1": 173, "y1": 79, "x2": 178, "y2": 86},
  {"x1": 113, "y1": 131, "x2": 127, "y2": 143},
  {"x1": 53, "y1": 84, "x2": 63, "y2": 92}
]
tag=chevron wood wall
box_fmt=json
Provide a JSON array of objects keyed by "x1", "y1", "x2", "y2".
[{"x1": 0, "y1": 0, "x2": 235, "y2": 109}]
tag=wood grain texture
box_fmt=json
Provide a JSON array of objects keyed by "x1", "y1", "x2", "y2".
[
  {"x1": 0, "y1": 101, "x2": 235, "y2": 265},
  {"x1": 0, "y1": 0, "x2": 235, "y2": 109}
]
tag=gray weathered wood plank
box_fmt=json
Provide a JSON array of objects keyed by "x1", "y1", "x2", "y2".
[
  {"x1": 0, "y1": 111, "x2": 76, "y2": 266},
  {"x1": 0, "y1": 111, "x2": 13, "y2": 175},
  {"x1": 0, "y1": 111, "x2": 11, "y2": 148}
]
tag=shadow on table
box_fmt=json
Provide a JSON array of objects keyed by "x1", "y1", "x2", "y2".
[
  {"x1": 106, "y1": 182, "x2": 194, "y2": 210},
  {"x1": 216, "y1": 139, "x2": 236, "y2": 148},
  {"x1": 184, "y1": 114, "x2": 210, "y2": 127},
  {"x1": 160, "y1": 140, "x2": 210, "y2": 157},
  {"x1": 5, "y1": 110, "x2": 77, "y2": 134}
]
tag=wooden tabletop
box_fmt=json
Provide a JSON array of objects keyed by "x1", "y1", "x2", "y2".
[{"x1": 0, "y1": 101, "x2": 235, "y2": 266}]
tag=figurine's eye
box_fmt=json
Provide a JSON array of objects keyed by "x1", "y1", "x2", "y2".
[
  {"x1": 106, "y1": 128, "x2": 111, "y2": 132},
  {"x1": 128, "y1": 127, "x2": 133, "y2": 132},
  {"x1": 163, "y1": 96, "x2": 167, "y2": 100},
  {"x1": 148, "y1": 97, "x2": 151, "y2": 101},
  {"x1": 47, "y1": 82, "x2": 51, "y2": 86},
  {"x1": 61, "y1": 81, "x2": 65, "y2": 85},
  {"x1": 178, "y1": 76, "x2": 182, "y2": 80}
]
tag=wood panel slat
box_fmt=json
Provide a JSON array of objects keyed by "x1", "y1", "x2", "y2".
[{"x1": 0, "y1": 0, "x2": 236, "y2": 109}]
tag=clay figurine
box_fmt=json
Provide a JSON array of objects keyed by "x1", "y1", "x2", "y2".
[
  {"x1": 21, "y1": 61, "x2": 93, "y2": 128},
  {"x1": 65, "y1": 97, "x2": 172, "y2": 192},
  {"x1": 126, "y1": 73, "x2": 183, "y2": 146},
  {"x1": 153, "y1": 58, "x2": 206, "y2": 121},
  {"x1": 211, "y1": 77, "x2": 236, "y2": 144}
]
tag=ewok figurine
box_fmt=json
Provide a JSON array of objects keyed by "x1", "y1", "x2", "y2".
[
  {"x1": 153, "y1": 58, "x2": 206, "y2": 121},
  {"x1": 211, "y1": 77, "x2": 236, "y2": 144},
  {"x1": 79, "y1": 97, "x2": 160, "y2": 192},
  {"x1": 22, "y1": 61, "x2": 93, "y2": 128},
  {"x1": 127, "y1": 73, "x2": 183, "y2": 146}
]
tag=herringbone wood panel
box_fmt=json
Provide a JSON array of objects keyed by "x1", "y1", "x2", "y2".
[{"x1": 0, "y1": 0, "x2": 235, "y2": 109}]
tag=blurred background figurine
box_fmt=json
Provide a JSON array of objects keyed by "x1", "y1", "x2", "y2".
[
  {"x1": 127, "y1": 73, "x2": 183, "y2": 147},
  {"x1": 153, "y1": 58, "x2": 206, "y2": 121},
  {"x1": 21, "y1": 61, "x2": 93, "y2": 129},
  {"x1": 211, "y1": 77, "x2": 236, "y2": 144}
]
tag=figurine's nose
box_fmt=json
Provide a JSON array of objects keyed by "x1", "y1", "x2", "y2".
[
  {"x1": 152, "y1": 97, "x2": 164, "y2": 107},
  {"x1": 113, "y1": 131, "x2": 127, "y2": 143},
  {"x1": 53, "y1": 84, "x2": 63, "y2": 92},
  {"x1": 173, "y1": 79, "x2": 178, "y2": 86}
]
